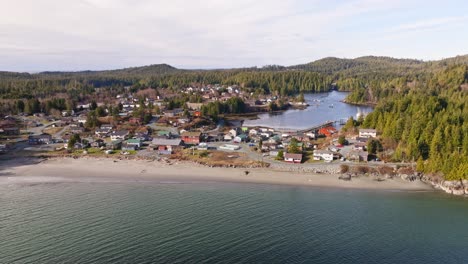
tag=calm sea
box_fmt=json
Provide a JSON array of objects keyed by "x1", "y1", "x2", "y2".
[
  {"x1": 1, "y1": 181, "x2": 468, "y2": 264},
  {"x1": 243, "y1": 91, "x2": 374, "y2": 129}
]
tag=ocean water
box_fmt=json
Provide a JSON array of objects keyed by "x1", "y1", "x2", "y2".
[
  {"x1": 243, "y1": 91, "x2": 374, "y2": 129},
  {"x1": 1, "y1": 181, "x2": 468, "y2": 264}
]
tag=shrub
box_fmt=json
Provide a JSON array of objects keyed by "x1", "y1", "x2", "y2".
[{"x1": 340, "y1": 164, "x2": 350, "y2": 173}]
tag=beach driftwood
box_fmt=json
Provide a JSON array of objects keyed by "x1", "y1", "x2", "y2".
[{"x1": 338, "y1": 174, "x2": 351, "y2": 181}]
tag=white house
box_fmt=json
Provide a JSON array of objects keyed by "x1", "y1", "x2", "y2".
[
  {"x1": 359, "y1": 129, "x2": 377, "y2": 138},
  {"x1": 229, "y1": 129, "x2": 238, "y2": 137},
  {"x1": 249, "y1": 129, "x2": 259, "y2": 136},
  {"x1": 313, "y1": 150, "x2": 334, "y2": 161},
  {"x1": 110, "y1": 130, "x2": 129, "y2": 141},
  {"x1": 284, "y1": 153, "x2": 302, "y2": 163}
]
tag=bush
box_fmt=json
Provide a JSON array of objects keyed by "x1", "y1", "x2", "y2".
[
  {"x1": 199, "y1": 151, "x2": 209, "y2": 158},
  {"x1": 352, "y1": 165, "x2": 373, "y2": 174},
  {"x1": 340, "y1": 164, "x2": 350, "y2": 173}
]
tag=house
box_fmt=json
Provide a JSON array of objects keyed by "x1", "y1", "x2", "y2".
[
  {"x1": 313, "y1": 150, "x2": 334, "y2": 161},
  {"x1": 224, "y1": 134, "x2": 233, "y2": 141},
  {"x1": 28, "y1": 134, "x2": 52, "y2": 145},
  {"x1": 156, "y1": 130, "x2": 172, "y2": 138},
  {"x1": 306, "y1": 132, "x2": 316, "y2": 139},
  {"x1": 359, "y1": 129, "x2": 377, "y2": 138},
  {"x1": 262, "y1": 142, "x2": 279, "y2": 151},
  {"x1": 186, "y1": 102, "x2": 203, "y2": 110},
  {"x1": 164, "y1": 108, "x2": 183, "y2": 117},
  {"x1": 76, "y1": 115, "x2": 87, "y2": 124},
  {"x1": 129, "y1": 117, "x2": 143, "y2": 125},
  {"x1": 74, "y1": 142, "x2": 86, "y2": 149},
  {"x1": 348, "y1": 150, "x2": 369, "y2": 162},
  {"x1": 233, "y1": 134, "x2": 248, "y2": 143},
  {"x1": 284, "y1": 153, "x2": 302, "y2": 163},
  {"x1": 249, "y1": 129, "x2": 259, "y2": 136},
  {"x1": 354, "y1": 142, "x2": 367, "y2": 151},
  {"x1": 269, "y1": 150, "x2": 280, "y2": 157},
  {"x1": 0, "y1": 126, "x2": 20, "y2": 136},
  {"x1": 318, "y1": 126, "x2": 337, "y2": 137},
  {"x1": 106, "y1": 139, "x2": 123, "y2": 150},
  {"x1": 0, "y1": 144, "x2": 9, "y2": 153},
  {"x1": 125, "y1": 138, "x2": 142, "y2": 149},
  {"x1": 110, "y1": 130, "x2": 129, "y2": 141},
  {"x1": 151, "y1": 138, "x2": 183, "y2": 154},
  {"x1": 356, "y1": 137, "x2": 369, "y2": 143},
  {"x1": 0, "y1": 119, "x2": 20, "y2": 136},
  {"x1": 229, "y1": 129, "x2": 238, "y2": 137},
  {"x1": 122, "y1": 143, "x2": 138, "y2": 151},
  {"x1": 260, "y1": 131, "x2": 273, "y2": 138},
  {"x1": 90, "y1": 139, "x2": 105, "y2": 148},
  {"x1": 181, "y1": 131, "x2": 201, "y2": 145},
  {"x1": 70, "y1": 126, "x2": 85, "y2": 134},
  {"x1": 95, "y1": 128, "x2": 110, "y2": 138},
  {"x1": 101, "y1": 124, "x2": 113, "y2": 130},
  {"x1": 134, "y1": 131, "x2": 151, "y2": 141},
  {"x1": 207, "y1": 132, "x2": 224, "y2": 142}
]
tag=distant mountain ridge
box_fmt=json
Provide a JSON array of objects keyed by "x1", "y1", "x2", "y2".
[{"x1": 1, "y1": 55, "x2": 468, "y2": 79}]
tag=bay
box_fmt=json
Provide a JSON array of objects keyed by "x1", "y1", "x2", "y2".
[
  {"x1": 1, "y1": 181, "x2": 468, "y2": 263},
  {"x1": 243, "y1": 91, "x2": 374, "y2": 130}
]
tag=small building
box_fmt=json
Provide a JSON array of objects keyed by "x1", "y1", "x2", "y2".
[
  {"x1": 107, "y1": 139, "x2": 123, "y2": 150},
  {"x1": 224, "y1": 134, "x2": 233, "y2": 141},
  {"x1": 0, "y1": 127, "x2": 20, "y2": 136},
  {"x1": 313, "y1": 150, "x2": 334, "y2": 161},
  {"x1": 151, "y1": 138, "x2": 183, "y2": 154},
  {"x1": 28, "y1": 134, "x2": 52, "y2": 145},
  {"x1": 122, "y1": 143, "x2": 138, "y2": 151},
  {"x1": 233, "y1": 134, "x2": 248, "y2": 143},
  {"x1": 186, "y1": 102, "x2": 203, "y2": 110},
  {"x1": 157, "y1": 130, "x2": 172, "y2": 138},
  {"x1": 359, "y1": 129, "x2": 377, "y2": 138},
  {"x1": 284, "y1": 153, "x2": 303, "y2": 163},
  {"x1": 110, "y1": 130, "x2": 129, "y2": 141},
  {"x1": 90, "y1": 139, "x2": 105, "y2": 148},
  {"x1": 126, "y1": 138, "x2": 142, "y2": 149},
  {"x1": 129, "y1": 117, "x2": 143, "y2": 125},
  {"x1": 318, "y1": 126, "x2": 337, "y2": 137},
  {"x1": 348, "y1": 150, "x2": 369, "y2": 162},
  {"x1": 95, "y1": 128, "x2": 110, "y2": 138},
  {"x1": 354, "y1": 142, "x2": 367, "y2": 151},
  {"x1": 219, "y1": 144, "x2": 240, "y2": 151},
  {"x1": 249, "y1": 129, "x2": 259, "y2": 136},
  {"x1": 164, "y1": 108, "x2": 183, "y2": 117},
  {"x1": 70, "y1": 126, "x2": 85, "y2": 134},
  {"x1": 229, "y1": 129, "x2": 238, "y2": 137},
  {"x1": 356, "y1": 137, "x2": 369, "y2": 143},
  {"x1": 181, "y1": 131, "x2": 201, "y2": 145}
]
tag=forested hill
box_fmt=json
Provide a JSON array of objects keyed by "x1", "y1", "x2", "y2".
[
  {"x1": 2, "y1": 54, "x2": 468, "y2": 80},
  {"x1": 291, "y1": 56, "x2": 425, "y2": 76}
]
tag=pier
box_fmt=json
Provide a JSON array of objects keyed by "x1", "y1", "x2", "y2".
[{"x1": 273, "y1": 121, "x2": 335, "y2": 133}]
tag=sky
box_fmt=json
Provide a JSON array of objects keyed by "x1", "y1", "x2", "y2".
[{"x1": 1, "y1": 0, "x2": 468, "y2": 71}]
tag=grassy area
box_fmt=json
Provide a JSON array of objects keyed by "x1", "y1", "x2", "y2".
[
  {"x1": 43, "y1": 127, "x2": 63, "y2": 135},
  {"x1": 175, "y1": 149, "x2": 268, "y2": 168}
]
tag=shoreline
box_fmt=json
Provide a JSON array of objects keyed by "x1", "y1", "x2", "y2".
[{"x1": 0, "y1": 157, "x2": 434, "y2": 192}]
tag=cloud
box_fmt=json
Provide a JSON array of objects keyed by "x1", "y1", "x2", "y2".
[
  {"x1": 389, "y1": 16, "x2": 468, "y2": 33},
  {"x1": 0, "y1": 0, "x2": 466, "y2": 71}
]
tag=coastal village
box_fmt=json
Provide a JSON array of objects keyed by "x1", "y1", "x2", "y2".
[{"x1": 0, "y1": 84, "x2": 385, "y2": 172}]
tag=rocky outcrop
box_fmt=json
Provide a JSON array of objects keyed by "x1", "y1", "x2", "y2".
[{"x1": 419, "y1": 174, "x2": 467, "y2": 196}]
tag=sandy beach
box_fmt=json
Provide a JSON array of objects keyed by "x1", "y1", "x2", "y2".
[{"x1": 0, "y1": 157, "x2": 434, "y2": 191}]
